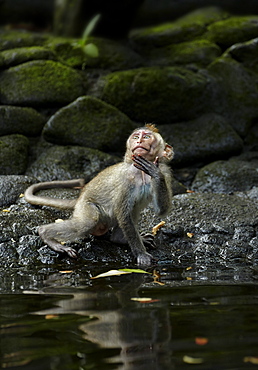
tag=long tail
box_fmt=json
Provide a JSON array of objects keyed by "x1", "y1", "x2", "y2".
[{"x1": 24, "y1": 179, "x2": 85, "y2": 210}]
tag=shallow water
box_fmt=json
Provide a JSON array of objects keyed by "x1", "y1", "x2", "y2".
[{"x1": 1, "y1": 263, "x2": 258, "y2": 370}]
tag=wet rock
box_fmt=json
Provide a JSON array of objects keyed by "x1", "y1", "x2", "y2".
[
  {"x1": 0, "y1": 134, "x2": 29, "y2": 175},
  {"x1": 159, "y1": 114, "x2": 243, "y2": 167},
  {"x1": 0, "y1": 60, "x2": 85, "y2": 106},
  {"x1": 47, "y1": 37, "x2": 143, "y2": 70},
  {"x1": 206, "y1": 16, "x2": 258, "y2": 49},
  {"x1": 94, "y1": 67, "x2": 217, "y2": 124},
  {"x1": 43, "y1": 96, "x2": 134, "y2": 151},
  {"x1": 0, "y1": 106, "x2": 46, "y2": 136},
  {"x1": 192, "y1": 155, "x2": 258, "y2": 194},
  {"x1": 0, "y1": 46, "x2": 56, "y2": 68},
  {"x1": 26, "y1": 144, "x2": 120, "y2": 182},
  {"x1": 0, "y1": 242, "x2": 18, "y2": 268},
  {"x1": 245, "y1": 122, "x2": 258, "y2": 150},
  {"x1": 0, "y1": 175, "x2": 36, "y2": 207}
]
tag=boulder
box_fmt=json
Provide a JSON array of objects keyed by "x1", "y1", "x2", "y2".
[
  {"x1": 42, "y1": 96, "x2": 134, "y2": 151},
  {"x1": 0, "y1": 175, "x2": 36, "y2": 207},
  {"x1": 0, "y1": 60, "x2": 85, "y2": 106},
  {"x1": 0, "y1": 135, "x2": 29, "y2": 175},
  {"x1": 26, "y1": 144, "x2": 120, "y2": 182},
  {"x1": 0, "y1": 105, "x2": 46, "y2": 136},
  {"x1": 0, "y1": 46, "x2": 56, "y2": 68},
  {"x1": 159, "y1": 114, "x2": 243, "y2": 167},
  {"x1": 94, "y1": 66, "x2": 217, "y2": 123},
  {"x1": 192, "y1": 153, "x2": 258, "y2": 193}
]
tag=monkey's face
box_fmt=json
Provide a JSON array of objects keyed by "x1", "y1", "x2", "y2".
[{"x1": 129, "y1": 129, "x2": 158, "y2": 161}]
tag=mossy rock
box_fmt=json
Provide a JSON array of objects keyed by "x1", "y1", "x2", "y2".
[
  {"x1": 0, "y1": 135, "x2": 29, "y2": 175},
  {"x1": 158, "y1": 113, "x2": 243, "y2": 167},
  {"x1": 147, "y1": 39, "x2": 221, "y2": 67},
  {"x1": 0, "y1": 106, "x2": 46, "y2": 136},
  {"x1": 0, "y1": 46, "x2": 56, "y2": 68},
  {"x1": 94, "y1": 66, "x2": 216, "y2": 123},
  {"x1": 0, "y1": 60, "x2": 85, "y2": 107},
  {"x1": 207, "y1": 16, "x2": 258, "y2": 48},
  {"x1": 227, "y1": 38, "x2": 258, "y2": 72},
  {"x1": 129, "y1": 6, "x2": 228, "y2": 50},
  {"x1": 46, "y1": 37, "x2": 143, "y2": 71},
  {"x1": 0, "y1": 30, "x2": 48, "y2": 51},
  {"x1": 26, "y1": 144, "x2": 120, "y2": 182},
  {"x1": 43, "y1": 96, "x2": 134, "y2": 151},
  {"x1": 208, "y1": 55, "x2": 258, "y2": 136}
]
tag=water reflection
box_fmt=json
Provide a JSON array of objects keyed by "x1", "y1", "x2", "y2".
[{"x1": 1, "y1": 265, "x2": 258, "y2": 369}]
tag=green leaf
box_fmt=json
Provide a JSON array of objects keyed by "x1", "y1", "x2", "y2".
[
  {"x1": 83, "y1": 43, "x2": 99, "y2": 58},
  {"x1": 119, "y1": 268, "x2": 151, "y2": 274},
  {"x1": 82, "y1": 14, "x2": 101, "y2": 42}
]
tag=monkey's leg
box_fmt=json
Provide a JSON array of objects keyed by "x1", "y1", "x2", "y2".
[{"x1": 39, "y1": 203, "x2": 101, "y2": 258}]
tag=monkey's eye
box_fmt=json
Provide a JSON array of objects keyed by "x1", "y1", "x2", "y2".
[
  {"x1": 143, "y1": 134, "x2": 151, "y2": 139},
  {"x1": 133, "y1": 135, "x2": 139, "y2": 139}
]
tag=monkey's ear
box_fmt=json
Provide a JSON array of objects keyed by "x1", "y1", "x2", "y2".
[{"x1": 163, "y1": 144, "x2": 174, "y2": 161}]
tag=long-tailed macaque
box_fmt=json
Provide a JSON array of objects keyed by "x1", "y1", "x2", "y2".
[{"x1": 24, "y1": 124, "x2": 173, "y2": 265}]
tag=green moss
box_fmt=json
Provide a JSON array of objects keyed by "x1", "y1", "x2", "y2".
[
  {"x1": 97, "y1": 66, "x2": 214, "y2": 123},
  {"x1": 0, "y1": 60, "x2": 84, "y2": 106},
  {"x1": 207, "y1": 16, "x2": 258, "y2": 48},
  {"x1": 0, "y1": 135, "x2": 29, "y2": 175}
]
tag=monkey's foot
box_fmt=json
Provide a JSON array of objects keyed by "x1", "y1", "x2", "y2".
[
  {"x1": 137, "y1": 252, "x2": 155, "y2": 266},
  {"x1": 141, "y1": 232, "x2": 156, "y2": 250}
]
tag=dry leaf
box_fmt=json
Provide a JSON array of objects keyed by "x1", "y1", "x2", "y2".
[
  {"x1": 59, "y1": 270, "x2": 73, "y2": 274},
  {"x1": 2, "y1": 209, "x2": 10, "y2": 212},
  {"x1": 244, "y1": 356, "x2": 258, "y2": 364},
  {"x1": 131, "y1": 297, "x2": 160, "y2": 303},
  {"x1": 183, "y1": 355, "x2": 204, "y2": 364},
  {"x1": 91, "y1": 270, "x2": 132, "y2": 279},
  {"x1": 186, "y1": 266, "x2": 192, "y2": 271},
  {"x1": 195, "y1": 337, "x2": 208, "y2": 346},
  {"x1": 45, "y1": 314, "x2": 59, "y2": 319},
  {"x1": 152, "y1": 221, "x2": 166, "y2": 235},
  {"x1": 19, "y1": 193, "x2": 24, "y2": 198},
  {"x1": 187, "y1": 232, "x2": 194, "y2": 238}
]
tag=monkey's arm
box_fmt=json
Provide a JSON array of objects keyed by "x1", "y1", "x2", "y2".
[
  {"x1": 132, "y1": 155, "x2": 172, "y2": 216},
  {"x1": 114, "y1": 191, "x2": 154, "y2": 265},
  {"x1": 24, "y1": 179, "x2": 85, "y2": 210}
]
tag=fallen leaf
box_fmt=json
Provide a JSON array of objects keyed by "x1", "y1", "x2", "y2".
[
  {"x1": 59, "y1": 270, "x2": 74, "y2": 274},
  {"x1": 45, "y1": 314, "x2": 59, "y2": 319},
  {"x1": 2, "y1": 209, "x2": 10, "y2": 212},
  {"x1": 186, "y1": 266, "x2": 192, "y2": 271},
  {"x1": 119, "y1": 268, "x2": 151, "y2": 274},
  {"x1": 244, "y1": 356, "x2": 258, "y2": 364},
  {"x1": 183, "y1": 355, "x2": 204, "y2": 364},
  {"x1": 187, "y1": 232, "x2": 194, "y2": 238},
  {"x1": 152, "y1": 221, "x2": 166, "y2": 235},
  {"x1": 131, "y1": 297, "x2": 160, "y2": 303},
  {"x1": 19, "y1": 193, "x2": 24, "y2": 198},
  {"x1": 91, "y1": 268, "x2": 150, "y2": 279},
  {"x1": 195, "y1": 337, "x2": 208, "y2": 346},
  {"x1": 91, "y1": 270, "x2": 132, "y2": 279}
]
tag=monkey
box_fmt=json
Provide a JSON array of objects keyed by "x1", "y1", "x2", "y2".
[{"x1": 24, "y1": 124, "x2": 173, "y2": 265}]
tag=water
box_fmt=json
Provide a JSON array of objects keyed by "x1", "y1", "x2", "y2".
[{"x1": 1, "y1": 263, "x2": 258, "y2": 369}]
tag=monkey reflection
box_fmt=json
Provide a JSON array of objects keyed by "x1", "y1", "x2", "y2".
[{"x1": 25, "y1": 124, "x2": 173, "y2": 265}]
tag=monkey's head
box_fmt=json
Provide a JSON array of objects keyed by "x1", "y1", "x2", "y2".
[{"x1": 125, "y1": 124, "x2": 173, "y2": 163}]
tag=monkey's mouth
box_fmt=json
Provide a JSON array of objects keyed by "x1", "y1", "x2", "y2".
[{"x1": 133, "y1": 146, "x2": 149, "y2": 153}]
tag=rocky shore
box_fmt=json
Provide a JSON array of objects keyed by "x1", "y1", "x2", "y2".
[{"x1": 0, "y1": 6, "x2": 257, "y2": 268}]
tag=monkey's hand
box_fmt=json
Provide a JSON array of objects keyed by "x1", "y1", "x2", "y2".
[
  {"x1": 137, "y1": 251, "x2": 155, "y2": 265},
  {"x1": 132, "y1": 155, "x2": 161, "y2": 178}
]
